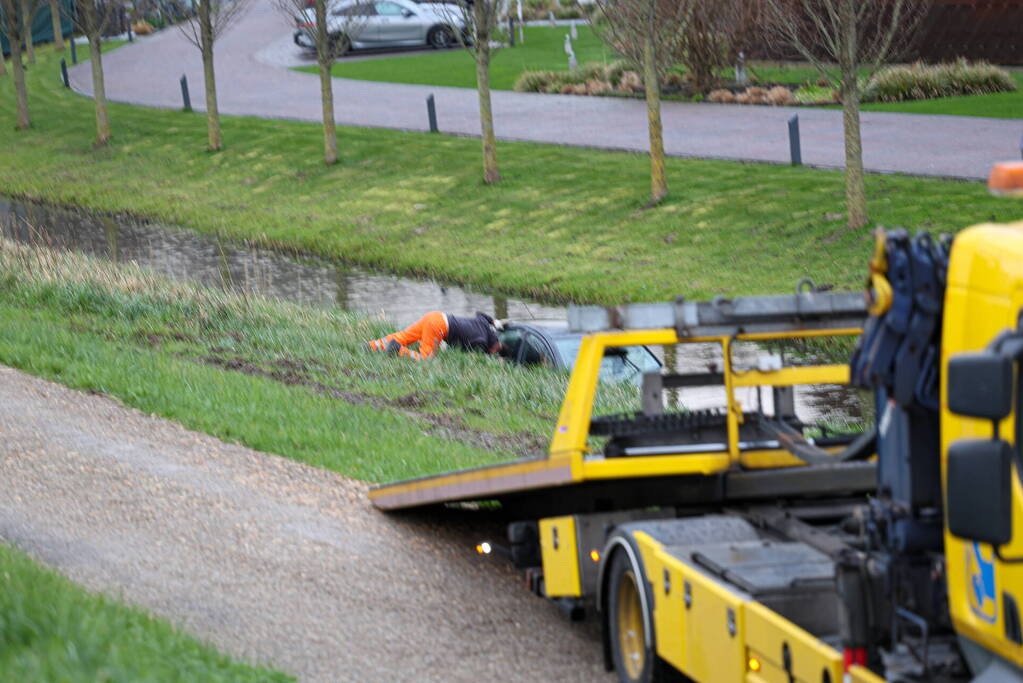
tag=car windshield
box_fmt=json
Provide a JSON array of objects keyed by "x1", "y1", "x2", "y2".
[{"x1": 552, "y1": 337, "x2": 661, "y2": 382}]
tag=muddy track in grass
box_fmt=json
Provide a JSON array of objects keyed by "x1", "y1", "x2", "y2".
[
  {"x1": 197, "y1": 353, "x2": 552, "y2": 458},
  {"x1": 0, "y1": 365, "x2": 610, "y2": 681}
]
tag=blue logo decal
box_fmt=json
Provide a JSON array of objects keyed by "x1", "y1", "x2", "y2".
[{"x1": 967, "y1": 541, "x2": 997, "y2": 624}]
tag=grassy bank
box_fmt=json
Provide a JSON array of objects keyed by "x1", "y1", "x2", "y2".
[
  {"x1": 0, "y1": 238, "x2": 637, "y2": 481},
  {"x1": 315, "y1": 25, "x2": 609, "y2": 90},
  {"x1": 0, "y1": 543, "x2": 288, "y2": 681},
  {"x1": 0, "y1": 46, "x2": 1017, "y2": 307}
]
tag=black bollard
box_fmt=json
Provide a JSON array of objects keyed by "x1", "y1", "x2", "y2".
[
  {"x1": 61, "y1": 58, "x2": 69, "y2": 88},
  {"x1": 788, "y1": 114, "x2": 802, "y2": 166},
  {"x1": 508, "y1": 16, "x2": 515, "y2": 47},
  {"x1": 427, "y1": 94, "x2": 438, "y2": 133},
  {"x1": 180, "y1": 75, "x2": 192, "y2": 112},
  {"x1": 70, "y1": 38, "x2": 77, "y2": 64}
]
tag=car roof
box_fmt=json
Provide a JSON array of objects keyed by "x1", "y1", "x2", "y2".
[{"x1": 504, "y1": 320, "x2": 572, "y2": 337}]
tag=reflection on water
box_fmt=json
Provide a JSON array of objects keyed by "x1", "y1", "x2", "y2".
[{"x1": 0, "y1": 196, "x2": 867, "y2": 427}]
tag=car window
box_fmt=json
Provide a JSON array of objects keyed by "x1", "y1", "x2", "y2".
[
  {"x1": 552, "y1": 337, "x2": 661, "y2": 382},
  {"x1": 375, "y1": 1, "x2": 406, "y2": 15},
  {"x1": 334, "y1": 3, "x2": 376, "y2": 15},
  {"x1": 498, "y1": 328, "x2": 524, "y2": 362},
  {"x1": 521, "y1": 333, "x2": 554, "y2": 368}
]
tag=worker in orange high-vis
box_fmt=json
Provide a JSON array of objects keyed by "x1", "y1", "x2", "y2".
[{"x1": 368, "y1": 311, "x2": 504, "y2": 361}]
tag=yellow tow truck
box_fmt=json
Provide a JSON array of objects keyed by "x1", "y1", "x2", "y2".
[{"x1": 370, "y1": 162, "x2": 1023, "y2": 682}]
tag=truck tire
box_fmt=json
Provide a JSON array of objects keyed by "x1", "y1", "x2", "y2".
[{"x1": 607, "y1": 550, "x2": 671, "y2": 683}]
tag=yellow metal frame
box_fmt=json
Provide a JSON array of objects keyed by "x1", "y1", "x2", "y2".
[
  {"x1": 551, "y1": 327, "x2": 863, "y2": 481},
  {"x1": 540, "y1": 516, "x2": 582, "y2": 597}
]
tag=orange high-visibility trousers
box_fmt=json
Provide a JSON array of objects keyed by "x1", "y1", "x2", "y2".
[{"x1": 368, "y1": 311, "x2": 449, "y2": 360}]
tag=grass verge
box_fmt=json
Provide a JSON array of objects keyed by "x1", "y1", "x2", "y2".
[
  {"x1": 0, "y1": 45, "x2": 1017, "y2": 307},
  {"x1": 0, "y1": 238, "x2": 636, "y2": 482},
  {"x1": 308, "y1": 25, "x2": 609, "y2": 90},
  {"x1": 0, "y1": 543, "x2": 289, "y2": 681}
]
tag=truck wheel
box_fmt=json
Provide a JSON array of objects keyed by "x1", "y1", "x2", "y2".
[{"x1": 607, "y1": 550, "x2": 667, "y2": 683}]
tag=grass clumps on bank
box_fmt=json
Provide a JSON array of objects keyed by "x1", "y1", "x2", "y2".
[
  {"x1": 0, "y1": 543, "x2": 289, "y2": 681},
  {"x1": 0, "y1": 238, "x2": 634, "y2": 482}
]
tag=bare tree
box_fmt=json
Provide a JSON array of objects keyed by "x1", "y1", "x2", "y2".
[
  {"x1": 274, "y1": 0, "x2": 369, "y2": 165},
  {"x1": 1, "y1": 0, "x2": 31, "y2": 127},
  {"x1": 178, "y1": 0, "x2": 248, "y2": 151},
  {"x1": 48, "y1": 0, "x2": 63, "y2": 51},
  {"x1": 763, "y1": 0, "x2": 923, "y2": 229},
  {"x1": 72, "y1": 0, "x2": 117, "y2": 144},
  {"x1": 20, "y1": 0, "x2": 40, "y2": 63},
  {"x1": 440, "y1": 0, "x2": 501, "y2": 184},
  {"x1": 679, "y1": 0, "x2": 744, "y2": 94},
  {"x1": 592, "y1": 0, "x2": 693, "y2": 205}
]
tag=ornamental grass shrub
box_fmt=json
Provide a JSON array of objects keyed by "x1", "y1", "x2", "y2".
[
  {"x1": 865, "y1": 60, "x2": 1017, "y2": 102},
  {"x1": 513, "y1": 60, "x2": 637, "y2": 94}
]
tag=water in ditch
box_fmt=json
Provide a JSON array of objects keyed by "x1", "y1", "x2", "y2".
[{"x1": 0, "y1": 196, "x2": 866, "y2": 428}]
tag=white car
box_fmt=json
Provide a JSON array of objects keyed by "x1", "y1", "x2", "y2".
[{"x1": 293, "y1": 0, "x2": 466, "y2": 54}]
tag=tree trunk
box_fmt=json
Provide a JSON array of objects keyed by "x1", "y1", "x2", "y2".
[
  {"x1": 839, "y1": 0, "x2": 867, "y2": 229},
  {"x1": 841, "y1": 81, "x2": 867, "y2": 229},
  {"x1": 199, "y1": 0, "x2": 222, "y2": 151},
  {"x1": 0, "y1": 42, "x2": 7, "y2": 76},
  {"x1": 21, "y1": 0, "x2": 35, "y2": 64},
  {"x1": 315, "y1": 0, "x2": 337, "y2": 165},
  {"x1": 642, "y1": 20, "x2": 667, "y2": 205},
  {"x1": 474, "y1": 2, "x2": 499, "y2": 184},
  {"x1": 3, "y1": 0, "x2": 31, "y2": 128},
  {"x1": 88, "y1": 31, "x2": 111, "y2": 144},
  {"x1": 49, "y1": 0, "x2": 63, "y2": 51}
]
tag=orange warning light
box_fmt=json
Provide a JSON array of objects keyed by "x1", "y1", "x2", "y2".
[
  {"x1": 590, "y1": 549, "x2": 600, "y2": 563},
  {"x1": 988, "y1": 161, "x2": 1023, "y2": 197},
  {"x1": 748, "y1": 657, "x2": 762, "y2": 672}
]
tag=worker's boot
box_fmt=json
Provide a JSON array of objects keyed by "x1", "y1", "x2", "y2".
[{"x1": 385, "y1": 339, "x2": 402, "y2": 356}]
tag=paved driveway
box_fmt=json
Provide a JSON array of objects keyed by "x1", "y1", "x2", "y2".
[{"x1": 70, "y1": 0, "x2": 1022, "y2": 180}]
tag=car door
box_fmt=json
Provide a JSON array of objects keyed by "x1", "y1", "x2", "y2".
[
  {"x1": 373, "y1": 1, "x2": 422, "y2": 43},
  {"x1": 520, "y1": 332, "x2": 556, "y2": 369},
  {"x1": 330, "y1": 2, "x2": 377, "y2": 45}
]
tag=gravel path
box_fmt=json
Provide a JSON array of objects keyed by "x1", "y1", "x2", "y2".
[
  {"x1": 66, "y1": 0, "x2": 1022, "y2": 180},
  {"x1": 0, "y1": 365, "x2": 609, "y2": 681}
]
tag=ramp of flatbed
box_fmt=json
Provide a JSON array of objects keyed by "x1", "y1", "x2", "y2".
[{"x1": 368, "y1": 456, "x2": 575, "y2": 511}]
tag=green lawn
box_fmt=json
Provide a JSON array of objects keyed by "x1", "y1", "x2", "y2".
[
  {"x1": 1, "y1": 45, "x2": 1018, "y2": 309},
  {"x1": 0, "y1": 543, "x2": 289, "y2": 682},
  {"x1": 307, "y1": 25, "x2": 612, "y2": 90}
]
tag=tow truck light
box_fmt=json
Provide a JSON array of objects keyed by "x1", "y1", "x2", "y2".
[
  {"x1": 589, "y1": 549, "x2": 600, "y2": 563},
  {"x1": 747, "y1": 656, "x2": 761, "y2": 672},
  {"x1": 476, "y1": 542, "x2": 492, "y2": 555}
]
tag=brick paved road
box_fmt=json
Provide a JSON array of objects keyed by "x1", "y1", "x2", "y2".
[{"x1": 70, "y1": 0, "x2": 1022, "y2": 180}]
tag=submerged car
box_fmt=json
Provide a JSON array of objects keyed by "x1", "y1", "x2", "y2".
[
  {"x1": 294, "y1": 0, "x2": 465, "y2": 53},
  {"x1": 498, "y1": 321, "x2": 662, "y2": 383}
]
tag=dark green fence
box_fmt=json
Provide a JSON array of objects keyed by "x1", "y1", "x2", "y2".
[{"x1": 2, "y1": 0, "x2": 75, "y2": 56}]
